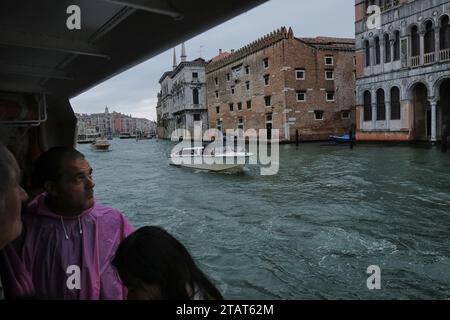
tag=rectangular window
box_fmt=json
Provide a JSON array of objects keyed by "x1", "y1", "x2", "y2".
[
  {"x1": 238, "y1": 102, "x2": 242, "y2": 110},
  {"x1": 246, "y1": 81, "x2": 250, "y2": 90},
  {"x1": 214, "y1": 77, "x2": 218, "y2": 85},
  {"x1": 216, "y1": 106, "x2": 220, "y2": 114},
  {"x1": 264, "y1": 75, "x2": 270, "y2": 86},
  {"x1": 193, "y1": 114, "x2": 201, "y2": 121},
  {"x1": 216, "y1": 120, "x2": 222, "y2": 132},
  {"x1": 296, "y1": 91, "x2": 306, "y2": 102},
  {"x1": 295, "y1": 69, "x2": 305, "y2": 80},
  {"x1": 341, "y1": 111, "x2": 350, "y2": 119},
  {"x1": 231, "y1": 86, "x2": 235, "y2": 95},
  {"x1": 246, "y1": 100, "x2": 252, "y2": 109},
  {"x1": 325, "y1": 56, "x2": 334, "y2": 66},
  {"x1": 229, "y1": 103, "x2": 234, "y2": 112},
  {"x1": 264, "y1": 96, "x2": 272, "y2": 107},
  {"x1": 227, "y1": 73, "x2": 231, "y2": 82},
  {"x1": 238, "y1": 118, "x2": 244, "y2": 130},
  {"x1": 263, "y1": 58, "x2": 269, "y2": 68},
  {"x1": 314, "y1": 110, "x2": 324, "y2": 120},
  {"x1": 326, "y1": 91, "x2": 335, "y2": 101},
  {"x1": 245, "y1": 65, "x2": 250, "y2": 74},
  {"x1": 192, "y1": 72, "x2": 198, "y2": 79},
  {"x1": 325, "y1": 70, "x2": 334, "y2": 80},
  {"x1": 215, "y1": 91, "x2": 219, "y2": 99}
]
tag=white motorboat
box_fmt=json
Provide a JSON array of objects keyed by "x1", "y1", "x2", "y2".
[{"x1": 170, "y1": 146, "x2": 252, "y2": 172}]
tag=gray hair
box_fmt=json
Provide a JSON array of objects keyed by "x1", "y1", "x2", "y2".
[{"x1": 0, "y1": 143, "x2": 16, "y2": 213}]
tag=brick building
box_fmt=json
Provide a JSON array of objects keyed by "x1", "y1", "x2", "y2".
[
  {"x1": 355, "y1": 0, "x2": 450, "y2": 142},
  {"x1": 206, "y1": 27, "x2": 355, "y2": 142}
]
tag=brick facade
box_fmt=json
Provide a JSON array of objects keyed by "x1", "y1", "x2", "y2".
[{"x1": 206, "y1": 27, "x2": 356, "y2": 142}]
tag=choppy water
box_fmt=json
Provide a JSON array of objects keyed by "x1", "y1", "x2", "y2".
[{"x1": 77, "y1": 139, "x2": 450, "y2": 299}]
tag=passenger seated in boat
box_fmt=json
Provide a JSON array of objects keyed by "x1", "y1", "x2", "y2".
[
  {"x1": 112, "y1": 226, "x2": 223, "y2": 300},
  {"x1": 0, "y1": 147, "x2": 134, "y2": 299},
  {"x1": 0, "y1": 143, "x2": 32, "y2": 299}
]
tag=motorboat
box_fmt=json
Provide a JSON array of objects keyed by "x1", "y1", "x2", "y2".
[
  {"x1": 330, "y1": 134, "x2": 351, "y2": 144},
  {"x1": 170, "y1": 146, "x2": 252, "y2": 172},
  {"x1": 91, "y1": 139, "x2": 111, "y2": 152}
]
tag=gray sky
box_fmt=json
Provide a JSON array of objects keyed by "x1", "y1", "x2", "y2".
[{"x1": 70, "y1": 0, "x2": 355, "y2": 121}]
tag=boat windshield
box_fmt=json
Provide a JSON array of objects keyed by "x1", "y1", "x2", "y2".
[{"x1": 178, "y1": 148, "x2": 204, "y2": 156}]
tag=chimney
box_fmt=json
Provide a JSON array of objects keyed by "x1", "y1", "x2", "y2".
[
  {"x1": 231, "y1": 49, "x2": 235, "y2": 53},
  {"x1": 181, "y1": 42, "x2": 187, "y2": 62},
  {"x1": 172, "y1": 48, "x2": 177, "y2": 70}
]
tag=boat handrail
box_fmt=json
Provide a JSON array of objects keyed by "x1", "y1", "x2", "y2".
[{"x1": 0, "y1": 93, "x2": 48, "y2": 127}]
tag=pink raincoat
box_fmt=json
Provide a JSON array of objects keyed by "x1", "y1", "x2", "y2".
[{"x1": 0, "y1": 193, "x2": 134, "y2": 299}]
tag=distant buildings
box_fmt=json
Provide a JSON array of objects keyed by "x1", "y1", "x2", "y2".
[
  {"x1": 156, "y1": 43, "x2": 208, "y2": 139},
  {"x1": 355, "y1": 0, "x2": 450, "y2": 142},
  {"x1": 206, "y1": 27, "x2": 355, "y2": 142},
  {"x1": 75, "y1": 107, "x2": 156, "y2": 137}
]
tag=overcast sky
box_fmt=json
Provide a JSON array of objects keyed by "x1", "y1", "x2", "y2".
[{"x1": 70, "y1": 0, "x2": 355, "y2": 121}]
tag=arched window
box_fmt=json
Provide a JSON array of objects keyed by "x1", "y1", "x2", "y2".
[
  {"x1": 390, "y1": 87, "x2": 401, "y2": 120},
  {"x1": 411, "y1": 25, "x2": 420, "y2": 57},
  {"x1": 384, "y1": 34, "x2": 391, "y2": 63},
  {"x1": 440, "y1": 15, "x2": 450, "y2": 50},
  {"x1": 424, "y1": 21, "x2": 435, "y2": 54},
  {"x1": 363, "y1": 91, "x2": 372, "y2": 121},
  {"x1": 376, "y1": 89, "x2": 386, "y2": 121},
  {"x1": 192, "y1": 88, "x2": 199, "y2": 105},
  {"x1": 393, "y1": 31, "x2": 400, "y2": 61},
  {"x1": 375, "y1": 37, "x2": 381, "y2": 64},
  {"x1": 365, "y1": 40, "x2": 371, "y2": 67}
]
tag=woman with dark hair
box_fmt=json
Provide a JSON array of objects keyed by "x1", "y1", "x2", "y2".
[{"x1": 112, "y1": 226, "x2": 223, "y2": 300}]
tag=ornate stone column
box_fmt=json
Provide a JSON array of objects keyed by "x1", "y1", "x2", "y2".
[
  {"x1": 386, "y1": 87, "x2": 391, "y2": 130},
  {"x1": 390, "y1": 38, "x2": 395, "y2": 64},
  {"x1": 419, "y1": 28, "x2": 425, "y2": 65},
  {"x1": 372, "y1": 88, "x2": 377, "y2": 129},
  {"x1": 430, "y1": 100, "x2": 437, "y2": 142},
  {"x1": 435, "y1": 26, "x2": 440, "y2": 62}
]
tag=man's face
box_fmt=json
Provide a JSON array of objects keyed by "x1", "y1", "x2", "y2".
[
  {"x1": 51, "y1": 158, "x2": 95, "y2": 214},
  {"x1": 0, "y1": 154, "x2": 28, "y2": 249}
]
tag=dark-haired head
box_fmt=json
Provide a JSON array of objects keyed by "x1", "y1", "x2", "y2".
[
  {"x1": 32, "y1": 147, "x2": 85, "y2": 189},
  {"x1": 112, "y1": 226, "x2": 223, "y2": 300},
  {"x1": 32, "y1": 147, "x2": 95, "y2": 216}
]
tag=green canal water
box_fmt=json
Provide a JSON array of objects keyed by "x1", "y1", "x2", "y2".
[{"x1": 77, "y1": 139, "x2": 450, "y2": 299}]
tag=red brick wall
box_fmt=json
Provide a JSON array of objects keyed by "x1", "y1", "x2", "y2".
[{"x1": 207, "y1": 36, "x2": 355, "y2": 142}]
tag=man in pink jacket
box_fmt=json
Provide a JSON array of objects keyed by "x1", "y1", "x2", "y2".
[{"x1": 1, "y1": 147, "x2": 134, "y2": 299}]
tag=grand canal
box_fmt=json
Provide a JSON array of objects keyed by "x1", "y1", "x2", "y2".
[{"x1": 77, "y1": 139, "x2": 450, "y2": 299}]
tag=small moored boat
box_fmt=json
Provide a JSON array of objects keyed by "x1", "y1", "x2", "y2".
[{"x1": 329, "y1": 134, "x2": 351, "y2": 144}]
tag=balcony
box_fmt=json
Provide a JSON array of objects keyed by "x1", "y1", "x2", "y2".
[
  {"x1": 410, "y1": 56, "x2": 420, "y2": 68},
  {"x1": 424, "y1": 52, "x2": 435, "y2": 66},
  {"x1": 440, "y1": 49, "x2": 450, "y2": 62}
]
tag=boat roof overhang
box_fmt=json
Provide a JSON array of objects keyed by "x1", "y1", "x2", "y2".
[{"x1": 0, "y1": 0, "x2": 268, "y2": 99}]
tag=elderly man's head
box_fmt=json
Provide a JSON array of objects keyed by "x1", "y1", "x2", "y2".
[
  {"x1": 32, "y1": 147, "x2": 95, "y2": 216},
  {"x1": 0, "y1": 143, "x2": 28, "y2": 249}
]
